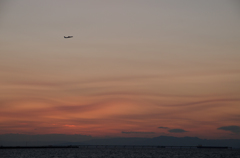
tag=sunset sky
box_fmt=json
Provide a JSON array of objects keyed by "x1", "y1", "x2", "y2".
[{"x1": 0, "y1": 0, "x2": 240, "y2": 139}]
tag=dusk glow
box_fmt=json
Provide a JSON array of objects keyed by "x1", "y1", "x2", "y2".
[{"x1": 0, "y1": 0, "x2": 240, "y2": 140}]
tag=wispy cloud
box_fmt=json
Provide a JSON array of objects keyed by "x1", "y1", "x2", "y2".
[
  {"x1": 168, "y1": 129, "x2": 187, "y2": 133},
  {"x1": 217, "y1": 126, "x2": 240, "y2": 134},
  {"x1": 158, "y1": 126, "x2": 169, "y2": 129},
  {"x1": 167, "y1": 98, "x2": 240, "y2": 107}
]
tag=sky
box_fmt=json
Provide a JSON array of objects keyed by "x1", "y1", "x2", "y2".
[{"x1": 0, "y1": 0, "x2": 240, "y2": 140}]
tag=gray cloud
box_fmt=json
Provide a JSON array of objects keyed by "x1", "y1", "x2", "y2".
[
  {"x1": 122, "y1": 131, "x2": 155, "y2": 134},
  {"x1": 158, "y1": 127, "x2": 169, "y2": 129},
  {"x1": 217, "y1": 125, "x2": 240, "y2": 134},
  {"x1": 168, "y1": 129, "x2": 187, "y2": 133}
]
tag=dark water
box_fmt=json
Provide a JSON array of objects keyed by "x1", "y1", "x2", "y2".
[{"x1": 0, "y1": 148, "x2": 240, "y2": 158}]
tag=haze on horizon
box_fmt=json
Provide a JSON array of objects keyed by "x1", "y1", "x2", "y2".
[{"x1": 0, "y1": 0, "x2": 240, "y2": 140}]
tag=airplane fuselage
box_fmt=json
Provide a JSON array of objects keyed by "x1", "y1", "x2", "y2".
[{"x1": 64, "y1": 36, "x2": 73, "y2": 38}]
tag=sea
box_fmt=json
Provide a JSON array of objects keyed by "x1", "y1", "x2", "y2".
[{"x1": 0, "y1": 148, "x2": 240, "y2": 158}]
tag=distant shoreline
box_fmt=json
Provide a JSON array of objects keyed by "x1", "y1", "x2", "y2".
[{"x1": 0, "y1": 145, "x2": 231, "y2": 149}]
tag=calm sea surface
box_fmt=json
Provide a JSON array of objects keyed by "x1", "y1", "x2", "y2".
[{"x1": 0, "y1": 148, "x2": 240, "y2": 158}]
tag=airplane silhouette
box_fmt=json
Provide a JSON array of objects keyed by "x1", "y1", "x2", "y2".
[{"x1": 64, "y1": 36, "x2": 73, "y2": 38}]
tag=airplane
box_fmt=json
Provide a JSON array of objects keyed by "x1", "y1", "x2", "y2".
[{"x1": 64, "y1": 36, "x2": 73, "y2": 38}]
